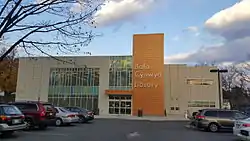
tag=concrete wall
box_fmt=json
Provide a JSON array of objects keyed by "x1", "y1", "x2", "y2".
[
  {"x1": 16, "y1": 56, "x2": 110, "y2": 115},
  {"x1": 16, "y1": 56, "x2": 221, "y2": 116},
  {"x1": 164, "y1": 64, "x2": 220, "y2": 115}
]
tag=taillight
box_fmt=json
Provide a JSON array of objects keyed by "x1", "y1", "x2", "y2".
[
  {"x1": 20, "y1": 115, "x2": 25, "y2": 119},
  {"x1": 87, "y1": 112, "x2": 92, "y2": 115},
  {"x1": 243, "y1": 123, "x2": 250, "y2": 127},
  {"x1": 67, "y1": 114, "x2": 75, "y2": 118},
  {"x1": 39, "y1": 105, "x2": 46, "y2": 117},
  {"x1": 195, "y1": 115, "x2": 205, "y2": 119},
  {"x1": 40, "y1": 111, "x2": 46, "y2": 117},
  {"x1": 0, "y1": 115, "x2": 11, "y2": 121}
]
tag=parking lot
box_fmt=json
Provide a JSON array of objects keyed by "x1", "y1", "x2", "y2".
[{"x1": 1, "y1": 119, "x2": 237, "y2": 141}]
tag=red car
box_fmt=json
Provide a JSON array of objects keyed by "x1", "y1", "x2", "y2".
[{"x1": 9, "y1": 101, "x2": 56, "y2": 130}]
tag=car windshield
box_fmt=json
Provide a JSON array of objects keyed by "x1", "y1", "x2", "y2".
[
  {"x1": 235, "y1": 112, "x2": 249, "y2": 120},
  {"x1": 79, "y1": 108, "x2": 88, "y2": 112},
  {"x1": 2, "y1": 106, "x2": 22, "y2": 115},
  {"x1": 59, "y1": 107, "x2": 71, "y2": 113}
]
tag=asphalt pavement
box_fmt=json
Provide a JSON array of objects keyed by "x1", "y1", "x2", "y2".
[{"x1": 1, "y1": 119, "x2": 238, "y2": 141}]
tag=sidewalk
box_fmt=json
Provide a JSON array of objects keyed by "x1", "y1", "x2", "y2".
[{"x1": 95, "y1": 114, "x2": 188, "y2": 121}]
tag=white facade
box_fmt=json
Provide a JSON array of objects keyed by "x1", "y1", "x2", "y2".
[
  {"x1": 16, "y1": 56, "x2": 220, "y2": 116},
  {"x1": 16, "y1": 56, "x2": 110, "y2": 115}
]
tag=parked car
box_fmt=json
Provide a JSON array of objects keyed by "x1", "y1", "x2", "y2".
[
  {"x1": 9, "y1": 101, "x2": 56, "y2": 130},
  {"x1": 233, "y1": 117, "x2": 250, "y2": 140},
  {"x1": 0, "y1": 104, "x2": 26, "y2": 136},
  {"x1": 54, "y1": 107, "x2": 79, "y2": 126},
  {"x1": 194, "y1": 108, "x2": 249, "y2": 132},
  {"x1": 64, "y1": 107, "x2": 94, "y2": 123}
]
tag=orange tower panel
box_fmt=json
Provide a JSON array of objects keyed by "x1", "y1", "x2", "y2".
[{"x1": 132, "y1": 33, "x2": 165, "y2": 116}]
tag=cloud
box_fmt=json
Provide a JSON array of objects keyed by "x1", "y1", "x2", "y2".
[
  {"x1": 92, "y1": 0, "x2": 156, "y2": 27},
  {"x1": 205, "y1": 0, "x2": 250, "y2": 41},
  {"x1": 165, "y1": 37, "x2": 250, "y2": 63},
  {"x1": 166, "y1": 0, "x2": 250, "y2": 64},
  {"x1": 184, "y1": 26, "x2": 199, "y2": 33},
  {"x1": 182, "y1": 26, "x2": 200, "y2": 36}
]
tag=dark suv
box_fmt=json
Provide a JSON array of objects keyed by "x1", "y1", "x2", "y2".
[
  {"x1": 9, "y1": 101, "x2": 56, "y2": 130},
  {"x1": 0, "y1": 104, "x2": 26, "y2": 135},
  {"x1": 194, "y1": 109, "x2": 248, "y2": 132}
]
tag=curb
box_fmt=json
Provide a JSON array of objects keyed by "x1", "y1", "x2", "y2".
[{"x1": 95, "y1": 116, "x2": 189, "y2": 121}]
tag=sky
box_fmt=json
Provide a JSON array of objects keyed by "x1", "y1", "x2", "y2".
[
  {"x1": 81, "y1": 0, "x2": 250, "y2": 64},
  {"x1": 2, "y1": 0, "x2": 250, "y2": 65}
]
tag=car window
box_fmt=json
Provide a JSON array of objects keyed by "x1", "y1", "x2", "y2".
[
  {"x1": 64, "y1": 107, "x2": 71, "y2": 111},
  {"x1": 59, "y1": 107, "x2": 70, "y2": 113},
  {"x1": 234, "y1": 111, "x2": 249, "y2": 119},
  {"x1": 218, "y1": 111, "x2": 233, "y2": 118},
  {"x1": 55, "y1": 108, "x2": 59, "y2": 113},
  {"x1": 13, "y1": 103, "x2": 37, "y2": 111},
  {"x1": 79, "y1": 108, "x2": 88, "y2": 112},
  {"x1": 43, "y1": 104, "x2": 54, "y2": 111},
  {"x1": 204, "y1": 111, "x2": 218, "y2": 117},
  {"x1": 2, "y1": 106, "x2": 22, "y2": 115},
  {"x1": 72, "y1": 108, "x2": 81, "y2": 112}
]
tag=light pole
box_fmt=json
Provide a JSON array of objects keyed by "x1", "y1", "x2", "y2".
[{"x1": 210, "y1": 69, "x2": 228, "y2": 109}]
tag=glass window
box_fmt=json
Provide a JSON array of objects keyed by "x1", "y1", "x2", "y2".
[
  {"x1": 42, "y1": 104, "x2": 54, "y2": 111},
  {"x1": 204, "y1": 111, "x2": 218, "y2": 117},
  {"x1": 59, "y1": 107, "x2": 69, "y2": 113},
  {"x1": 55, "y1": 108, "x2": 59, "y2": 113},
  {"x1": 218, "y1": 111, "x2": 233, "y2": 118},
  {"x1": 48, "y1": 67, "x2": 100, "y2": 87},
  {"x1": 108, "y1": 56, "x2": 132, "y2": 89},
  {"x1": 234, "y1": 111, "x2": 248, "y2": 119},
  {"x1": 2, "y1": 106, "x2": 22, "y2": 115},
  {"x1": 187, "y1": 79, "x2": 214, "y2": 85},
  {"x1": 13, "y1": 103, "x2": 37, "y2": 111}
]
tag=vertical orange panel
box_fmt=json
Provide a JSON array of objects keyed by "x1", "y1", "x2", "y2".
[{"x1": 132, "y1": 33, "x2": 165, "y2": 116}]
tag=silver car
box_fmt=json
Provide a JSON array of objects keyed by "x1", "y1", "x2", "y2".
[{"x1": 54, "y1": 107, "x2": 79, "y2": 126}]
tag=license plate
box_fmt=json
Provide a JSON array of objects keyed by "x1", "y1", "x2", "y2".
[
  {"x1": 12, "y1": 119, "x2": 21, "y2": 124},
  {"x1": 49, "y1": 113, "x2": 53, "y2": 116}
]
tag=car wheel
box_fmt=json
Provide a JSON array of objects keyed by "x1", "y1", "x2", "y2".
[
  {"x1": 24, "y1": 118, "x2": 34, "y2": 131},
  {"x1": 80, "y1": 117, "x2": 86, "y2": 123},
  {"x1": 55, "y1": 118, "x2": 63, "y2": 126},
  {"x1": 208, "y1": 123, "x2": 219, "y2": 132}
]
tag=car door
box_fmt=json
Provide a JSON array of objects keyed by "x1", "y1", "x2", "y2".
[{"x1": 217, "y1": 111, "x2": 234, "y2": 128}]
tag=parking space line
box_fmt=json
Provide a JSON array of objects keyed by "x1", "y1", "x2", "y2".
[{"x1": 21, "y1": 132, "x2": 69, "y2": 136}]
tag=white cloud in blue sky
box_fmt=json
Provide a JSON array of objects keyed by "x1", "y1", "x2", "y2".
[
  {"x1": 166, "y1": 0, "x2": 250, "y2": 64},
  {"x1": 92, "y1": 0, "x2": 157, "y2": 27}
]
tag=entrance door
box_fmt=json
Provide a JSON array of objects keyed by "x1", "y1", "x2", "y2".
[{"x1": 108, "y1": 95, "x2": 132, "y2": 115}]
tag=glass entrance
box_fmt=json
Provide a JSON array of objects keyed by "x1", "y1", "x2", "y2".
[{"x1": 108, "y1": 95, "x2": 132, "y2": 115}]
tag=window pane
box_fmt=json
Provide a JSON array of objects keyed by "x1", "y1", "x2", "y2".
[
  {"x1": 218, "y1": 111, "x2": 233, "y2": 118},
  {"x1": 204, "y1": 111, "x2": 218, "y2": 117}
]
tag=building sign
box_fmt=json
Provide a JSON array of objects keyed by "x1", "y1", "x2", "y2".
[
  {"x1": 132, "y1": 33, "x2": 165, "y2": 116},
  {"x1": 133, "y1": 63, "x2": 162, "y2": 88}
]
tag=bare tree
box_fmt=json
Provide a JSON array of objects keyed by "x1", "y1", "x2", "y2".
[
  {"x1": 0, "y1": 47, "x2": 18, "y2": 102},
  {"x1": 0, "y1": 0, "x2": 102, "y2": 61},
  {"x1": 221, "y1": 64, "x2": 250, "y2": 109}
]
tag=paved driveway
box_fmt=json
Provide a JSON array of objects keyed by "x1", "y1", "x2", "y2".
[{"x1": 1, "y1": 119, "x2": 237, "y2": 141}]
